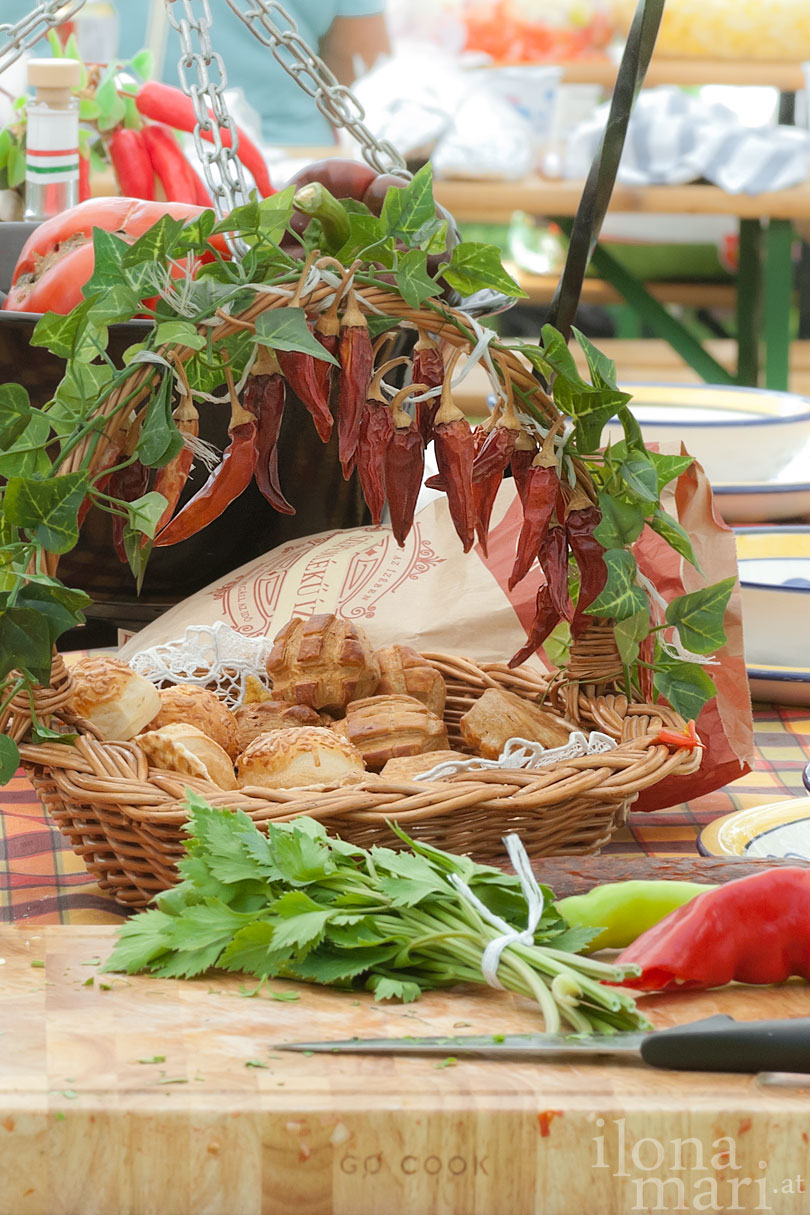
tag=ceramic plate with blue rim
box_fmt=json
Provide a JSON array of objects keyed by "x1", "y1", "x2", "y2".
[
  {"x1": 736, "y1": 527, "x2": 810, "y2": 704},
  {"x1": 699, "y1": 797, "x2": 810, "y2": 859},
  {"x1": 603, "y1": 383, "x2": 810, "y2": 523}
]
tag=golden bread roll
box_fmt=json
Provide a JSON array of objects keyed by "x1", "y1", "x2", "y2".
[
  {"x1": 265, "y1": 614, "x2": 380, "y2": 711},
  {"x1": 330, "y1": 694, "x2": 448, "y2": 771},
  {"x1": 460, "y1": 688, "x2": 572, "y2": 759},
  {"x1": 233, "y1": 700, "x2": 321, "y2": 755},
  {"x1": 374, "y1": 645, "x2": 446, "y2": 717},
  {"x1": 380, "y1": 750, "x2": 473, "y2": 780},
  {"x1": 144, "y1": 684, "x2": 240, "y2": 759},
  {"x1": 236, "y1": 726, "x2": 365, "y2": 790},
  {"x1": 68, "y1": 655, "x2": 160, "y2": 741},
  {"x1": 137, "y1": 722, "x2": 237, "y2": 790}
]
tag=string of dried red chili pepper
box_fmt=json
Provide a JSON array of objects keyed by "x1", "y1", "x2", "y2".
[
  {"x1": 539, "y1": 491, "x2": 573, "y2": 623},
  {"x1": 150, "y1": 396, "x2": 200, "y2": 537},
  {"x1": 385, "y1": 383, "x2": 428, "y2": 546},
  {"x1": 336, "y1": 288, "x2": 374, "y2": 479},
  {"x1": 508, "y1": 584, "x2": 561, "y2": 669},
  {"x1": 471, "y1": 366, "x2": 523, "y2": 555},
  {"x1": 355, "y1": 356, "x2": 409, "y2": 526},
  {"x1": 109, "y1": 458, "x2": 150, "y2": 564},
  {"x1": 565, "y1": 494, "x2": 608, "y2": 640},
  {"x1": 431, "y1": 354, "x2": 477, "y2": 552},
  {"x1": 412, "y1": 331, "x2": 445, "y2": 443},
  {"x1": 509, "y1": 430, "x2": 538, "y2": 505},
  {"x1": 274, "y1": 260, "x2": 334, "y2": 444},
  {"x1": 244, "y1": 359, "x2": 294, "y2": 516}
]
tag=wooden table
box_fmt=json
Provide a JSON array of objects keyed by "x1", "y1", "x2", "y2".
[
  {"x1": 2, "y1": 924, "x2": 809, "y2": 1215},
  {"x1": 559, "y1": 57, "x2": 808, "y2": 92},
  {"x1": 435, "y1": 176, "x2": 810, "y2": 391}
]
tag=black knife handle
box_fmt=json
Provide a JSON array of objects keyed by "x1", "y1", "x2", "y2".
[{"x1": 640, "y1": 1015, "x2": 810, "y2": 1074}]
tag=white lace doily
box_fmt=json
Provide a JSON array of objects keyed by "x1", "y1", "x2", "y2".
[
  {"x1": 128, "y1": 622, "x2": 271, "y2": 708},
  {"x1": 415, "y1": 731, "x2": 618, "y2": 782}
]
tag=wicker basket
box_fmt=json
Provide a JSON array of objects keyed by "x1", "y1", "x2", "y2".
[{"x1": 5, "y1": 642, "x2": 701, "y2": 910}]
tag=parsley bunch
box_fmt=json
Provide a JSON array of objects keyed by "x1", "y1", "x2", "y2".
[{"x1": 103, "y1": 795, "x2": 648, "y2": 1036}]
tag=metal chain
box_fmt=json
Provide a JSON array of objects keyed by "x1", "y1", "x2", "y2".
[
  {"x1": 224, "y1": 0, "x2": 409, "y2": 177},
  {"x1": 165, "y1": 0, "x2": 250, "y2": 217},
  {"x1": 0, "y1": 0, "x2": 86, "y2": 77}
]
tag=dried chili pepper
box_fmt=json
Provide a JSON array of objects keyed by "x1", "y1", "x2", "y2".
[
  {"x1": 538, "y1": 496, "x2": 573, "y2": 623},
  {"x1": 77, "y1": 436, "x2": 121, "y2": 530},
  {"x1": 616, "y1": 868, "x2": 810, "y2": 991},
  {"x1": 508, "y1": 585, "x2": 561, "y2": 669},
  {"x1": 412, "y1": 331, "x2": 445, "y2": 442},
  {"x1": 471, "y1": 377, "x2": 522, "y2": 554},
  {"x1": 151, "y1": 396, "x2": 200, "y2": 536},
  {"x1": 509, "y1": 466, "x2": 557, "y2": 591},
  {"x1": 565, "y1": 495, "x2": 608, "y2": 640},
  {"x1": 509, "y1": 430, "x2": 538, "y2": 505},
  {"x1": 155, "y1": 396, "x2": 258, "y2": 547},
  {"x1": 385, "y1": 384, "x2": 427, "y2": 546},
  {"x1": 276, "y1": 337, "x2": 333, "y2": 445},
  {"x1": 336, "y1": 289, "x2": 374, "y2": 479},
  {"x1": 355, "y1": 356, "x2": 409, "y2": 526},
  {"x1": 431, "y1": 360, "x2": 477, "y2": 552},
  {"x1": 109, "y1": 458, "x2": 150, "y2": 564},
  {"x1": 244, "y1": 357, "x2": 294, "y2": 516}
]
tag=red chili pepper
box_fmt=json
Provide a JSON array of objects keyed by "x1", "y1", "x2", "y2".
[
  {"x1": 655, "y1": 720, "x2": 703, "y2": 751},
  {"x1": 508, "y1": 585, "x2": 561, "y2": 669},
  {"x1": 336, "y1": 289, "x2": 374, "y2": 478},
  {"x1": 384, "y1": 385, "x2": 426, "y2": 546},
  {"x1": 472, "y1": 423, "x2": 519, "y2": 556},
  {"x1": 413, "y1": 332, "x2": 444, "y2": 442},
  {"x1": 78, "y1": 436, "x2": 120, "y2": 529},
  {"x1": 140, "y1": 123, "x2": 201, "y2": 204},
  {"x1": 276, "y1": 333, "x2": 334, "y2": 445},
  {"x1": 151, "y1": 397, "x2": 200, "y2": 536},
  {"x1": 109, "y1": 126, "x2": 154, "y2": 200},
  {"x1": 244, "y1": 366, "x2": 294, "y2": 515},
  {"x1": 509, "y1": 432, "x2": 538, "y2": 505},
  {"x1": 431, "y1": 368, "x2": 476, "y2": 553},
  {"x1": 616, "y1": 868, "x2": 810, "y2": 991},
  {"x1": 313, "y1": 310, "x2": 339, "y2": 407},
  {"x1": 109, "y1": 458, "x2": 150, "y2": 564},
  {"x1": 135, "y1": 80, "x2": 274, "y2": 197},
  {"x1": 154, "y1": 398, "x2": 258, "y2": 547},
  {"x1": 355, "y1": 357, "x2": 409, "y2": 526},
  {"x1": 508, "y1": 461, "x2": 558, "y2": 591},
  {"x1": 78, "y1": 150, "x2": 90, "y2": 203},
  {"x1": 565, "y1": 498, "x2": 608, "y2": 639},
  {"x1": 539, "y1": 502, "x2": 573, "y2": 623}
]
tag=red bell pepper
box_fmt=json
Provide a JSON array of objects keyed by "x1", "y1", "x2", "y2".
[{"x1": 615, "y1": 868, "x2": 810, "y2": 991}]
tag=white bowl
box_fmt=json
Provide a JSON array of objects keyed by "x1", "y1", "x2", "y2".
[
  {"x1": 604, "y1": 383, "x2": 810, "y2": 486},
  {"x1": 735, "y1": 526, "x2": 810, "y2": 670}
]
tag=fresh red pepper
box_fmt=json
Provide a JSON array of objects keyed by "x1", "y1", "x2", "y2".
[
  {"x1": 244, "y1": 363, "x2": 294, "y2": 515},
  {"x1": 154, "y1": 397, "x2": 258, "y2": 546},
  {"x1": 336, "y1": 289, "x2": 374, "y2": 478},
  {"x1": 508, "y1": 585, "x2": 561, "y2": 669},
  {"x1": 135, "y1": 80, "x2": 274, "y2": 197},
  {"x1": 615, "y1": 868, "x2": 810, "y2": 991},
  {"x1": 109, "y1": 458, "x2": 150, "y2": 564},
  {"x1": 151, "y1": 396, "x2": 200, "y2": 536},
  {"x1": 655, "y1": 720, "x2": 703, "y2": 751},
  {"x1": 140, "y1": 123, "x2": 201, "y2": 204},
  {"x1": 108, "y1": 126, "x2": 154, "y2": 200},
  {"x1": 412, "y1": 331, "x2": 444, "y2": 442},
  {"x1": 384, "y1": 385, "x2": 426, "y2": 546},
  {"x1": 565, "y1": 497, "x2": 608, "y2": 640}
]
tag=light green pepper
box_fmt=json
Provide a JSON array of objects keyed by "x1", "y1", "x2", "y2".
[{"x1": 556, "y1": 880, "x2": 716, "y2": 953}]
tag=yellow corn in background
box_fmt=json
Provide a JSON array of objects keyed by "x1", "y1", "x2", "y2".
[{"x1": 612, "y1": 0, "x2": 810, "y2": 60}]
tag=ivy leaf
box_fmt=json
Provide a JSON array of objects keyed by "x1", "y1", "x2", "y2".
[
  {"x1": 0, "y1": 607, "x2": 52, "y2": 684},
  {"x1": 648, "y1": 509, "x2": 701, "y2": 570},
  {"x1": 131, "y1": 48, "x2": 154, "y2": 79},
  {"x1": 620, "y1": 452, "x2": 659, "y2": 503},
  {"x1": 0, "y1": 384, "x2": 32, "y2": 449},
  {"x1": 394, "y1": 249, "x2": 441, "y2": 309},
  {"x1": 154, "y1": 321, "x2": 207, "y2": 352},
  {"x1": 257, "y1": 185, "x2": 295, "y2": 244},
  {"x1": 653, "y1": 659, "x2": 718, "y2": 720},
  {"x1": 585, "y1": 549, "x2": 647, "y2": 621},
  {"x1": 441, "y1": 242, "x2": 527, "y2": 300},
  {"x1": 31, "y1": 298, "x2": 98, "y2": 360},
  {"x1": 572, "y1": 326, "x2": 617, "y2": 387},
  {"x1": 648, "y1": 451, "x2": 695, "y2": 492},
  {"x1": 173, "y1": 209, "x2": 216, "y2": 251},
  {"x1": 615, "y1": 403, "x2": 645, "y2": 451},
  {"x1": 4, "y1": 471, "x2": 89, "y2": 554},
  {"x1": 16, "y1": 582, "x2": 90, "y2": 647},
  {"x1": 0, "y1": 735, "x2": 20, "y2": 786},
  {"x1": 564, "y1": 387, "x2": 630, "y2": 455},
  {"x1": 211, "y1": 199, "x2": 260, "y2": 237},
  {"x1": 664, "y1": 577, "x2": 735, "y2": 656},
  {"x1": 126, "y1": 492, "x2": 168, "y2": 541},
  {"x1": 88, "y1": 284, "x2": 139, "y2": 327},
  {"x1": 254, "y1": 308, "x2": 339, "y2": 363},
  {"x1": 380, "y1": 162, "x2": 436, "y2": 243},
  {"x1": 541, "y1": 324, "x2": 586, "y2": 384},
  {"x1": 137, "y1": 375, "x2": 182, "y2": 469},
  {"x1": 122, "y1": 214, "x2": 187, "y2": 269},
  {"x1": 594, "y1": 493, "x2": 645, "y2": 549},
  {"x1": 613, "y1": 609, "x2": 650, "y2": 668},
  {"x1": 336, "y1": 212, "x2": 396, "y2": 268},
  {"x1": 366, "y1": 315, "x2": 403, "y2": 340}
]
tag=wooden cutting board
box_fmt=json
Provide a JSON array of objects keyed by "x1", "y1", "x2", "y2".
[{"x1": 1, "y1": 925, "x2": 809, "y2": 1215}]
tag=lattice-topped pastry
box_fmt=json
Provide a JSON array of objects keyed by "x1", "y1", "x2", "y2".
[
  {"x1": 374, "y1": 645, "x2": 447, "y2": 718},
  {"x1": 331, "y1": 693, "x2": 448, "y2": 771},
  {"x1": 265, "y1": 614, "x2": 380, "y2": 711}
]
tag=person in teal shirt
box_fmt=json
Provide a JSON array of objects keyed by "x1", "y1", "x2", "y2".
[{"x1": 117, "y1": 0, "x2": 389, "y2": 146}]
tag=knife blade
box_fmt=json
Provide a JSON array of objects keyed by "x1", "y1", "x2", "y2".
[{"x1": 277, "y1": 1015, "x2": 810, "y2": 1074}]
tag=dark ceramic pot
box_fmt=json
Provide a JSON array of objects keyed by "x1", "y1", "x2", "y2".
[{"x1": 0, "y1": 222, "x2": 371, "y2": 640}]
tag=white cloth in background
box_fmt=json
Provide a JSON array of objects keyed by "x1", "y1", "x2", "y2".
[{"x1": 564, "y1": 86, "x2": 810, "y2": 195}]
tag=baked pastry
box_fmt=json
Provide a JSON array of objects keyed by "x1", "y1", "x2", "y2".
[
  {"x1": 233, "y1": 700, "x2": 321, "y2": 755},
  {"x1": 330, "y1": 694, "x2": 448, "y2": 771},
  {"x1": 460, "y1": 688, "x2": 572, "y2": 759},
  {"x1": 144, "y1": 684, "x2": 240, "y2": 759},
  {"x1": 242, "y1": 674, "x2": 274, "y2": 704},
  {"x1": 265, "y1": 614, "x2": 380, "y2": 711},
  {"x1": 380, "y1": 750, "x2": 473, "y2": 781},
  {"x1": 68, "y1": 655, "x2": 160, "y2": 741},
  {"x1": 374, "y1": 645, "x2": 446, "y2": 718},
  {"x1": 236, "y1": 726, "x2": 365, "y2": 790},
  {"x1": 137, "y1": 722, "x2": 237, "y2": 790}
]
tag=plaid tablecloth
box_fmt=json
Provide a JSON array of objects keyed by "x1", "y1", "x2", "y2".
[{"x1": 1, "y1": 704, "x2": 808, "y2": 925}]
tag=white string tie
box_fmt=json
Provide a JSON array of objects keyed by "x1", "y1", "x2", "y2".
[{"x1": 449, "y1": 834, "x2": 544, "y2": 990}]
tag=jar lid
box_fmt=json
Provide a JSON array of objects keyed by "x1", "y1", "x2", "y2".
[{"x1": 27, "y1": 58, "x2": 82, "y2": 92}]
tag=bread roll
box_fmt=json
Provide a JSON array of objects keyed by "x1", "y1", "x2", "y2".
[
  {"x1": 234, "y1": 700, "x2": 321, "y2": 755},
  {"x1": 265, "y1": 614, "x2": 380, "y2": 711},
  {"x1": 330, "y1": 694, "x2": 448, "y2": 771},
  {"x1": 145, "y1": 684, "x2": 240, "y2": 759},
  {"x1": 380, "y1": 750, "x2": 473, "y2": 781},
  {"x1": 374, "y1": 645, "x2": 446, "y2": 717},
  {"x1": 68, "y1": 655, "x2": 160, "y2": 741},
  {"x1": 236, "y1": 726, "x2": 365, "y2": 790},
  {"x1": 460, "y1": 688, "x2": 572, "y2": 759},
  {"x1": 137, "y1": 722, "x2": 237, "y2": 790}
]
